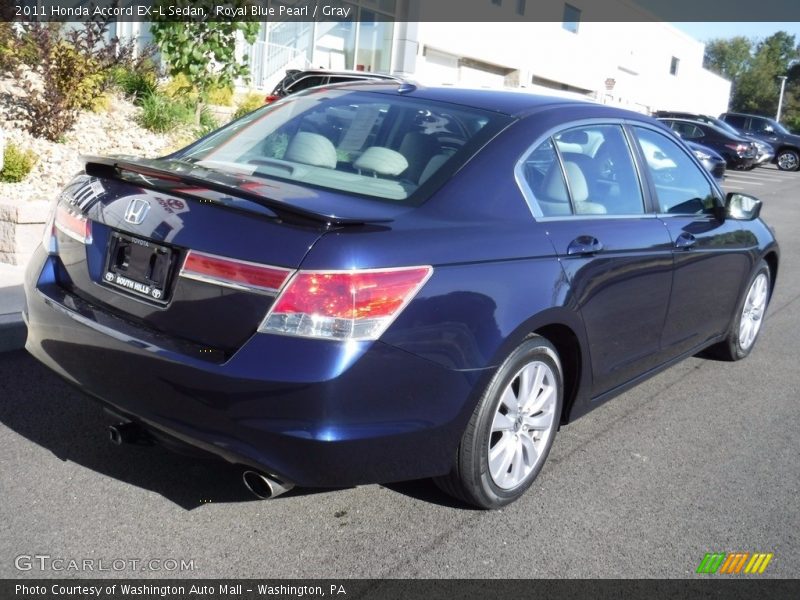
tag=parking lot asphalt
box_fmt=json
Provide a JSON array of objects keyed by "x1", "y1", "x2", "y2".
[{"x1": 1, "y1": 165, "x2": 798, "y2": 579}]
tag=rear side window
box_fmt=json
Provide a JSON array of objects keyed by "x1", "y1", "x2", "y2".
[
  {"x1": 632, "y1": 127, "x2": 718, "y2": 215},
  {"x1": 287, "y1": 76, "x2": 326, "y2": 93},
  {"x1": 671, "y1": 122, "x2": 704, "y2": 141},
  {"x1": 724, "y1": 114, "x2": 747, "y2": 129},
  {"x1": 520, "y1": 124, "x2": 644, "y2": 216},
  {"x1": 181, "y1": 90, "x2": 511, "y2": 203}
]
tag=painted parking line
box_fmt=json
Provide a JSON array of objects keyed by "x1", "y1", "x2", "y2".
[
  {"x1": 733, "y1": 172, "x2": 796, "y2": 180},
  {"x1": 725, "y1": 174, "x2": 771, "y2": 181},
  {"x1": 724, "y1": 176, "x2": 766, "y2": 183}
]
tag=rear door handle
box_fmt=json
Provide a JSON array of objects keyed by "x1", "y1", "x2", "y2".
[
  {"x1": 567, "y1": 236, "x2": 604, "y2": 256},
  {"x1": 675, "y1": 232, "x2": 697, "y2": 250}
]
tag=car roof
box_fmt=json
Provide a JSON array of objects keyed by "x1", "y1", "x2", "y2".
[
  {"x1": 287, "y1": 69, "x2": 400, "y2": 80},
  {"x1": 658, "y1": 117, "x2": 743, "y2": 137},
  {"x1": 321, "y1": 81, "x2": 652, "y2": 120},
  {"x1": 722, "y1": 111, "x2": 773, "y2": 119}
]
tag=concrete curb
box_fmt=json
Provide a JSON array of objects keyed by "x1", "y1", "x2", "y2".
[{"x1": 0, "y1": 313, "x2": 26, "y2": 353}]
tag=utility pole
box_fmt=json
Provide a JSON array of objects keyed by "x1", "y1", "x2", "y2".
[{"x1": 776, "y1": 75, "x2": 788, "y2": 122}]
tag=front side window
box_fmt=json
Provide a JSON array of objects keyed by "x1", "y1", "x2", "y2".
[
  {"x1": 632, "y1": 127, "x2": 718, "y2": 215},
  {"x1": 751, "y1": 117, "x2": 779, "y2": 134},
  {"x1": 181, "y1": 90, "x2": 510, "y2": 204},
  {"x1": 520, "y1": 124, "x2": 644, "y2": 217}
]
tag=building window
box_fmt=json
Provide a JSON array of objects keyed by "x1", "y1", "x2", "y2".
[
  {"x1": 563, "y1": 4, "x2": 581, "y2": 33},
  {"x1": 670, "y1": 56, "x2": 680, "y2": 75},
  {"x1": 516, "y1": 0, "x2": 526, "y2": 15}
]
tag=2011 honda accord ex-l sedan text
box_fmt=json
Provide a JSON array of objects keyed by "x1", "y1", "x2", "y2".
[{"x1": 24, "y1": 83, "x2": 779, "y2": 508}]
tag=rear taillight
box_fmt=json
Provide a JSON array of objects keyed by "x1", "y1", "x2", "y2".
[
  {"x1": 180, "y1": 250, "x2": 293, "y2": 294},
  {"x1": 260, "y1": 266, "x2": 433, "y2": 341},
  {"x1": 264, "y1": 94, "x2": 280, "y2": 104},
  {"x1": 54, "y1": 204, "x2": 92, "y2": 244},
  {"x1": 725, "y1": 143, "x2": 749, "y2": 157}
]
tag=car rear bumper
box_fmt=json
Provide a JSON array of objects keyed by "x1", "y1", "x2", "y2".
[{"x1": 24, "y1": 249, "x2": 483, "y2": 487}]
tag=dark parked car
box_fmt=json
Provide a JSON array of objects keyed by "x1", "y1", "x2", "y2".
[
  {"x1": 720, "y1": 112, "x2": 800, "y2": 171},
  {"x1": 684, "y1": 140, "x2": 726, "y2": 182},
  {"x1": 656, "y1": 111, "x2": 774, "y2": 166},
  {"x1": 265, "y1": 68, "x2": 402, "y2": 104},
  {"x1": 658, "y1": 117, "x2": 757, "y2": 169},
  {"x1": 25, "y1": 84, "x2": 779, "y2": 509}
]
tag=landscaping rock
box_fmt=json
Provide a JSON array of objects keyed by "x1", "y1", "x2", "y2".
[{"x1": 0, "y1": 78, "x2": 177, "y2": 265}]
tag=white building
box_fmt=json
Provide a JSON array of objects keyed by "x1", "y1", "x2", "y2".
[{"x1": 114, "y1": 0, "x2": 731, "y2": 116}]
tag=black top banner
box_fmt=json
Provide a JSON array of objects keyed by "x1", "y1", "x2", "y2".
[
  {"x1": 4, "y1": 0, "x2": 800, "y2": 23},
  {"x1": 3, "y1": 579, "x2": 800, "y2": 600}
]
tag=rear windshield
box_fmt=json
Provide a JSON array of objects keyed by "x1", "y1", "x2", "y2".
[{"x1": 179, "y1": 89, "x2": 512, "y2": 203}]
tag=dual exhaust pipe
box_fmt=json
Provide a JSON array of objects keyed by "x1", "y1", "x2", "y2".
[{"x1": 107, "y1": 422, "x2": 294, "y2": 500}]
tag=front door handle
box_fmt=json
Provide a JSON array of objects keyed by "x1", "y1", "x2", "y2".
[
  {"x1": 567, "y1": 236, "x2": 604, "y2": 256},
  {"x1": 675, "y1": 232, "x2": 697, "y2": 250}
]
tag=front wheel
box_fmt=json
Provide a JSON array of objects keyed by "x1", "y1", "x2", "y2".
[
  {"x1": 776, "y1": 149, "x2": 799, "y2": 171},
  {"x1": 435, "y1": 336, "x2": 563, "y2": 509},
  {"x1": 708, "y1": 260, "x2": 771, "y2": 361}
]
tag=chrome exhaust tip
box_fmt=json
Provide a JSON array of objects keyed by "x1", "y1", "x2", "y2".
[{"x1": 242, "y1": 470, "x2": 294, "y2": 500}]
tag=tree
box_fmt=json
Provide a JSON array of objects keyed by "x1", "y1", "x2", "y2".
[
  {"x1": 704, "y1": 31, "x2": 800, "y2": 127},
  {"x1": 704, "y1": 36, "x2": 752, "y2": 83},
  {"x1": 150, "y1": 0, "x2": 259, "y2": 124}
]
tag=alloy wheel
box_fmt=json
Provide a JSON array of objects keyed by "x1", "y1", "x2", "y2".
[
  {"x1": 777, "y1": 151, "x2": 799, "y2": 171},
  {"x1": 739, "y1": 272, "x2": 769, "y2": 351},
  {"x1": 488, "y1": 360, "x2": 558, "y2": 490}
]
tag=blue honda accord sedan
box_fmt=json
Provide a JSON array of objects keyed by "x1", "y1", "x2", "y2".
[{"x1": 24, "y1": 83, "x2": 779, "y2": 508}]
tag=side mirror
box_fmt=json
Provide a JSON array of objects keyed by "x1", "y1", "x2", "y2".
[{"x1": 726, "y1": 192, "x2": 762, "y2": 220}]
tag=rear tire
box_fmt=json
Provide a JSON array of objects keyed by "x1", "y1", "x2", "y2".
[
  {"x1": 435, "y1": 336, "x2": 563, "y2": 509},
  {"x1": 707, "y1": 260, "x2": 771, "y2": 361},
  {"x1": 776, "y1": 149, "x2": 799, "y2": 171}
]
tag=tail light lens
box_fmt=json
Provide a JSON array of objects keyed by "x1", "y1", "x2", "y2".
[
  {"x1": 54, "y1": 204, "x2": 92, "y2": 244},
  {"x1": 180, "y1": 250, "x2": 292, "y2": 294},
  {"x1": 725, "y1": 143, "x2": 749, "y2": 157},
  {"x1": 264, "y1": 94, "x2": 280, "y2": 104},
  {"x1": 260, "y1": 266, "x2": 433, "y2": 341}
]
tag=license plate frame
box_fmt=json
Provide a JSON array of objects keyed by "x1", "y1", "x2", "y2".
[{"x1": 103, "y1": 232, "x2": 176, "y2": 303}]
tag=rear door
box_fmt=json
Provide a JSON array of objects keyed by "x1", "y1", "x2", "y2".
[
  {"x1": 519, "y1": 122, "x2": 674, "y2": 396},
  {"x1": 629, "y1": 125, "x2": 752, "y2": 357}
]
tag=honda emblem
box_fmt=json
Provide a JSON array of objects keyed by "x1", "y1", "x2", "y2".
[{"x1": 124, "y1": 198, "x2": 150, "y2": 225}]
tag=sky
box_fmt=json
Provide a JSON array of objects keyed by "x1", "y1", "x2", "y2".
[{"x1": 671, "y1": 22, "x2": 800, "y2": 44}]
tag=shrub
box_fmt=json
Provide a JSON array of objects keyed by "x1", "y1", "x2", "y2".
[
  {"x1": 137, "y1": 92, "x2": 194, "y2": 133},
  {"x1": 5, "y1": 21, "x2": 136, "y2": 141},
  {"x1": 1, "y1": 143, "x2": 38, "y2": 183},
  {"x1": 233, "y1": 92, "x2": 265, "y2": 119},
  {"x1": 207, "y1": 84, "x2": 234, "y2": 107},
  {"x1": 112, "y1": 59, "x2": 159, "y2": 105},
  {"x1": 161, "y1": 73, "x2": 196, "y2": 100},
  {"x1": 90, "y1": 93, "x2": 112, "y2": 113}
]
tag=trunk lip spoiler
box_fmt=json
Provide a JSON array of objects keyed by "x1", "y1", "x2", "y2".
[{"x1": 81, "y1": 155, "x2": 393, "y2": 227}]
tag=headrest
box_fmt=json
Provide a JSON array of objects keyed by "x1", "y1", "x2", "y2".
[
  {"x1": 285, "y1": 132, "x2": 337, "y2": 168},
  {"x1": 353, "y1": 147, "x2": 409, "y2": 176}
]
